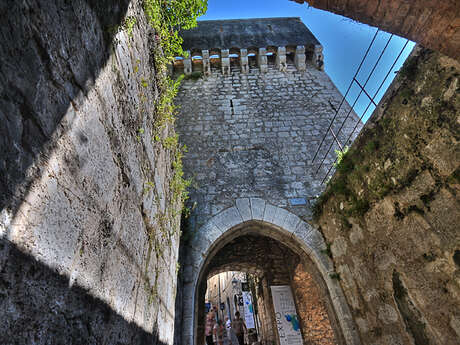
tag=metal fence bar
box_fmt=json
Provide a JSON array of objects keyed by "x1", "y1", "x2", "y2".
[
  {"x1": 311, "y1": 28, "x2": 380, "y2": 163},
  {"x1": 314, "y1": 33, "x2": 394, "y2": 177},
  {"x1": 329, "y1": 128, "x2": 343, "y2": 151},
  {"x1": 353, "y1": 78, "x2": 378, "y2": 106},
  {"x1": 344, "y1": 39, "x2": 411, "y2": 147},
  {"x1": 320, "y1": 38, "x2": 411, "y2": 184}
]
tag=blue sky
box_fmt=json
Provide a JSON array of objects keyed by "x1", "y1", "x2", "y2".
[{"x1": 200, "y1": 0, "x2": 415, "y2": 123}]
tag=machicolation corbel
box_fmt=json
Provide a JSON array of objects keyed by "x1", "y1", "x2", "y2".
[
  {"x1": 295, "y1": 45, "x2": 306, "y2": 72},
  {"x1": 314, "y1": 44, "x2": 324, "y2": 71},
  {"x1": 276, "y1": 46, "x2": 287, "y2": 72},
  {"x1": 202, "y1": 50, "x2": 211, "y2": 76},
  {"x1": 184, "y1": 51, "x2": 192, "y2": 75},
  {"x1": 221, "y1": 49, "x2": 231, "y2": 76},
  {"x1": 258, "y1": 48, "x2": 268, "y2": 73},
  {"x1": 240, "y1": 49, "x2": 249, "y2": 74}
]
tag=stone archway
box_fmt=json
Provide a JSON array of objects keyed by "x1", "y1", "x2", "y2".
[
  {"x1": 203, "y1": 234, "x2": 344, "y2": 345},
  {"x1": 179, "y1": 198, "x2": 361, "y2": 345}
]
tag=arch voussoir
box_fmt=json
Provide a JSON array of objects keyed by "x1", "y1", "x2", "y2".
[
  {"x1": 249, "y1": 197, "x2": 266, "y2": 220},
  {"x1": 192, "y1": 220, "x2": 222, "y2": 249},
  {"x1": 293, "y1": 222, "x2": 326, "y2": 253},
  {"x1": 209, "y1": 206, "x2": 243, "y2": 233},
  {"x1": 262, "y1": 203, "x2": 278, "y2": 224},
  {"x1": 185, "y1": 246, "x2": 206, "y2": 271},
  {"x1": 280, "y1": 210, "x2": 302, "y2": 233},
  {"x1": 235, "y1": 198, "x2": 251, "y2": 221},
  {"x1": 269, "y1": 206, "x2": 291, "y2": 229}
]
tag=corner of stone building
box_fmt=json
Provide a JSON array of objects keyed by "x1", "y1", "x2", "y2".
[{"x1": 312, "y1": 46, "x2": 460, "y2": 345}]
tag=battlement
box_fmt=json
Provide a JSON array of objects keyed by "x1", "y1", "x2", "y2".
[{"x1": 174, "y1": 17, "x2": 324, "y2": 75}]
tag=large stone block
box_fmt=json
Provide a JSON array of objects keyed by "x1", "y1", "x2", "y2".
[
  {"x1": 294, "y1": 223, "x2": 325, "y2": 253},
  {"x1": 394, "y1": 170, "x2": 435, "y2": 209},
  {"x1": 194, "y1": 221, "x2": 223, "y2": 249},
  {"x1": 250, "y1": 198, "x2": 267, "y2": 221},
  {"x1": 271, "y1": 206, "x2": 291, "y2": 229},
  {"x1": 263, "y1": 203, "x2": 278, "y2": 224},
  {"x1": 424, "y1": 129, "x2": 460, "y2": 177},
  {"x1": 282, "y1": 211, "x2": 302, "y2": 233},
  {"x1": 211, "y1": 206, "x2": 243, "y2": 232},
  {"x1": 235, "y1": 198, "x2": 252, "y2": 221}
]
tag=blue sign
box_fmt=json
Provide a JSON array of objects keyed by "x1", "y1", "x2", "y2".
[
  {"x1": 289, "y1": 198, "x2": 307, "y2": 206},
  {"x1": 205, "y1": 302, "x2": 211, "y2": 313}
]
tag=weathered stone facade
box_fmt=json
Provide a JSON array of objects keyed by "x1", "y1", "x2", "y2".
[
  {"x1": 314, "y1": 48, "x2": 460, "y2": 345},
  {"x1": 0, "y1": 1, "x2": 181, "y2": 344},
  {"x1": 174, "y1": 17, "x2": 364, "y2": 345},
  {"x1": 175, "y1": 48, "x2": 361, "y2": 230},
  {"x1": 1, "y1": 1, "x2": 458, "y2": 344}
]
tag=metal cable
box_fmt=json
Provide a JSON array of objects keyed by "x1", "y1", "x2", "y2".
[
  {"x1": 320, "y1": 38, "x2": 411, "y2": 184},
  {"x1": 311, "y1": 28, "x2": 380, "y2": 163},
  {"x1": 344, "y1": 39, "x2": 411, "y2": 147},
  {"x1": 315, "y1": 32, "x2": 394, "y2": 177}
]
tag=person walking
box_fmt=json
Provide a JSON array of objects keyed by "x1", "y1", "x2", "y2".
[
  {"x1": 231, "y1": 311, "x2": 247, "y2": 345},
  {"x1": 205, "y1": 311, "x2": 216, "y2": 345},
  {"x1": 224, "y1": 316, "x2": 233, "y2": 345},
  {"x1": 225, "y1": 316, "x2": 232, "y2": 338},
  {"x1": 213, "y1": 319, "x2": 225, "y2": 345}
]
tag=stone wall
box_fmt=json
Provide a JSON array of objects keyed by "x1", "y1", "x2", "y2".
[
  {"x1": 175, "y1": 59, "x2": 362, "y2": 232},
  {"x1": 0, "y1": 1, "x2": 181, "y2": 344},
  {"x1": 290, "y1": 0, "x2": 460, "y2": 61},
  {"x1": 292, "y1": 262, "x2": 337, "y2": 345},
  {"x1": 314, "y1": 48, "x2": 460, "y2": 345},
  {"x1": 175, "y1": 48, "x2": 363, "y2": 345}
]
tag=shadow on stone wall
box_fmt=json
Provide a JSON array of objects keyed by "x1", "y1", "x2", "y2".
[
  {"x1": 0, "y1": 238, "x2": 162, "y2": 345},
  {"x1": 0, "y1": 0, "x2": 130, "y2": 214}
]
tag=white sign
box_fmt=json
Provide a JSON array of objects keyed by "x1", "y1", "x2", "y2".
[
  {"x1": 270, "y1": 285, "x2": 302, "y2": 345},
  {"x1": 242, "y1": 291, "x2": 255, "y2": 329}
]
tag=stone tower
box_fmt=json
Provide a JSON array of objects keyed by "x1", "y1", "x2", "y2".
[{"x1": 174, "y1": 18, "x2": 363, "y2": 345}]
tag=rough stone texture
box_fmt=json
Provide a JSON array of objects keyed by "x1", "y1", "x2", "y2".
[
  {"x1": 292, "y1": 262, "x2": 338, "y2": 345},
  {"x1": 315, "y1": 48, "x2": 460, "y2": 345},
  {"x1": 175, "y1": 23, "x2": 363, "y2": 344},
  {"x1": 0, "y1": 1, "x2": 180, "y2": 344},
  {"x1": 205, "y1": 234, "x2": 299, "y2": 282},
  {"x1": 290, "y1": 0, "x2": 460, "y2": 61},
  {"x1": 176, "y1": 59, "x2": 362, "y2": 231}
]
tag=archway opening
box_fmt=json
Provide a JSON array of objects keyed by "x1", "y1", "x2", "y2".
[{"x1": 197, "y1": 229, "x2": 344, "y2": 345}]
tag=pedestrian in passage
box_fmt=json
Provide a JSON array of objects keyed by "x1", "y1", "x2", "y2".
[
  {"x1": 225, "y1": 316, "x2": 232, "y2": 338},
  {"x1": 205, "y1": 311, "x2": 216, "y2": 345},
  {"x1": 213, "y1": 319, "x2": 225, "y2": 345},
  {"x1": 231, "y1": 311, "x2": 247, "y2": 345}
]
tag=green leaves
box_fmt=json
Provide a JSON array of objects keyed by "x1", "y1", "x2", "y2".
[{"x1": 144, "y1": 0, "x2": 207, "y2": 60}]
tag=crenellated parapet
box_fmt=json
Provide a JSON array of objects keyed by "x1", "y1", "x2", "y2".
[
  {"x1": 174, "y1": 17, "x2": 324, "y2": 75},
  {"x1": 174, "y1": 44, "x2": 323, "y2": 75}
]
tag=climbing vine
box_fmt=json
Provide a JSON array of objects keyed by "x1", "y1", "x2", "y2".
[
  {"x1": 141, "y1": 0, "x2": 206, "y2": 302},
  {"x1": 144, "y1": 0, "x2": 206, "y2": 208},
  {"x1": 144, "y1": 0, "x2": 207, "y2": 62}
]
